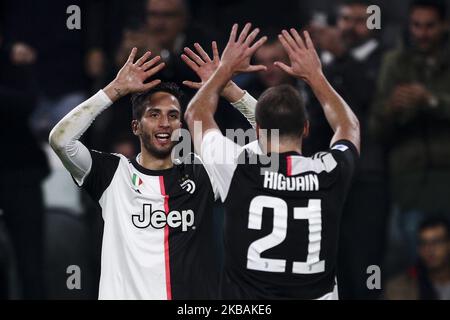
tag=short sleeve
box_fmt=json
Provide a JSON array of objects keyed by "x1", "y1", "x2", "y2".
[
  {"x1": 200, "y1": 129, "x2": 243, "y2": 201},
  {"x1": 330, "y1": 140, "x2": 359, "y2": 179},
  {"x1": 75, "y1": 150, "x2": 120, "y2": 202}
]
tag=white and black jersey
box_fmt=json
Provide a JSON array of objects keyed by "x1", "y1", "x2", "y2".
[
  {"x1": 201, "y1": 130, "x2": 358, "y2": 300},
  {"x1": 76, "y1": 151, "x2": 220, "y2": 300}
]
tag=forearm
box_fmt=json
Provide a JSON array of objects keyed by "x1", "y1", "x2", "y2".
[
  {"x1": 230, "y1": 91, "x2": 257, "y2": 128},
  {"x1": 222, "y1": 81, "x2": 245, "y2": 102},
  {"x1": 185, "y1": 67, "x2": 233, "y2": 153},
  {"x1": 309, "y1": 73, "x2": 360, "y2": 150},
  {"x1": 186, "y1": 67, "x2": 233, "y2": 127},
  {"x1": 220, "y1": 81, "x2": 257, "y2": 128},
  {"x1": 103, "y1": 79, "x2": 131, "y2": 102},
  {"x1": 48, "y1": 90, "x2": 112, "y2": 183}
]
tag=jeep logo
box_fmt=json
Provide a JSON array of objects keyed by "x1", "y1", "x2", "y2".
[{"x1": 132, "y1": 204, "x2": 194, "y2": 231}]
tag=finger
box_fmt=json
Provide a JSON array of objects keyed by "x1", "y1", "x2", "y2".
[
  {"x1": 248, "y1": 36, "x2": 268, "y2": 55},
  {"x1": 127, "y1": 47, "x2": 138, "y2": 63},
  {"x1": 282, "y1": 30, "x2": 299, "y2": 52},
  {"x1": 278, "y1": 34, "x2": 295, "y2": 56},
  {"x1": 229, "y1": 23, "x2": 238, "y2": 43},
  {"x1": 182, "y1": 80, "x2": 202, "y2": 90},
  {"x1": 274, "y1": 61, "x2": 295, "y2": 76},
  {"x1": 181, "y1": 54, "x2": 199, "y2": 72},
  {"x1": 303, "y1": 30, "x2": 316, "y2": 50},
  {"x1": 245, "y1": 28, "x2": 260, "y2": 46},
  {"x1": 145, "y1": 62, "x2": 166, "y2": 77},
  {"x1": 142, "y1": 79, "x2": 162, "y2": 91},
  {"x1": 212, "y1": 41, "x2": 220, "y2": 62},
  {"x1": 142, "y1": 55, "x2": 161, "y2": 71},
  {"x1": 238, "y1": 22, "x2": 252, "y2": 44},
  {"x1": 184, "y1": 47, "x2": 205, "y2": 66},
  {"x1": 194, "y1": 43, "x2": 212, "y2": 62},
  {"x1": 246, "y1": 64, "x2": 268, "y2": 73},
  {"x1": 135, "y1": 51, "x2": 152, "y2": 66},
  {"x1": 290, "y1": 28, "x2": 306, "y2": 50}
]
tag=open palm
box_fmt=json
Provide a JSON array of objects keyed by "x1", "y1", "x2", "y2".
[
  {"x1": 114, "y1": 48, "x2": 165, "y2": 95},
  {"x1": 220, "y1": 23, "x2": 268, "y2": 74},
  {"x1": 275, "y1": 29, "x2": 322, "y2": 83},
  {"x1": 181, "y1": 42, "x2": 221, "y2": 89}
]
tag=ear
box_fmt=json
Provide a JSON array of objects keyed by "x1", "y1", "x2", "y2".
[
  {"x1": 303, "y1": 120, "x2": 310, "y2": 138},
  {"x1": 131, "y1": 120, "x2": 140, "y2": 136}
]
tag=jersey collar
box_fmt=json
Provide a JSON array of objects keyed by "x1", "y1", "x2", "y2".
[{"x1": 130, "y1": 155, "x2": 175, "y2": 176}]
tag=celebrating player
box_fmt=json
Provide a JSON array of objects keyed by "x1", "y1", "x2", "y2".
[
  {"x1": 48, "y1": 47, "x2": 255, "y2": 299},
  {"x1": 184, "y1": 24, "x2": 360, "y2": 299}
]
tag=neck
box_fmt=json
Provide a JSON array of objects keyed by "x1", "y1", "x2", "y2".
[
  {"x1": 429, "y1": 265, "x2": 450, "y2": 285},
  {"x1": 138, "y1": 148, "x2": 173, "y2": 171},
  {"x1": 261, "y1": 138, "x2": 302, "y2": 155}
]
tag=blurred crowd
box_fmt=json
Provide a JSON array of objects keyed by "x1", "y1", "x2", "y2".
[{"x1": 1, "y1": 0, "x2": 450, "y2": 300}]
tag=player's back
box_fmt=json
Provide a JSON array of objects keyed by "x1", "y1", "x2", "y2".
[{"x1": 220, "y1": 140, "x2": 358, "y2": 299}]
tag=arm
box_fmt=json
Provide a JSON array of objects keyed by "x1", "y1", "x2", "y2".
[
  {"x1": 275, "y1": 29, "x2": 360, "y2": 154},
  {"x1": 229, "y1": 88, "x2": 257, "y2": 128},
  {"x1": 182, "y1": 41, "x2": 258, "y2": 128},
  {"x1": 184, "y1": 23, "x2": 267, "y2": 153},
  {"x1": 49, "y1": 48, "x2": 165, "y2": 183}
]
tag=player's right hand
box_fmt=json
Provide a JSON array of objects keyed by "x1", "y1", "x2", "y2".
[
  {"x1": 219, "y1": 23, "x2": 268, "y2": 75},
  {"x1": 105, "y1": 48, "x2": 165, "y2": 101}
]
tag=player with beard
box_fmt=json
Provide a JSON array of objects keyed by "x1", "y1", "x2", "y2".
[{"x1": 49, "y1": 47, "x2": 257, "y2": 299}]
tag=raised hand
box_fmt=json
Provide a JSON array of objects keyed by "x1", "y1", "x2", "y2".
[
  {"x1": 104, "y1": 48, "x2": 165, "y2": 101},
  {"x1": 220, "y1": 23, "x2": 268, "y2": 75},
  {"x1": 181, "y1": 42, "x2": 221, "y2": 90},
  {"x1": 275, "y1": 29, "x2": 323, "y2": 84}
]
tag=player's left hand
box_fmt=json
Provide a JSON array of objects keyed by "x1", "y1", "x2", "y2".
[
  {"x1": 181, "y1": 41, "x2": 222, "y2": 89},
  {"x1": 219, "y1": 23, "x2": 268, "y2": 75}
]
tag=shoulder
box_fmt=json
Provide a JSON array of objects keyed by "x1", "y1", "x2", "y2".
[
  {"x1": 298, "y1": 141, "x2": 358, "y2": 183},
  {"x1": 90, "y1": 149, "x2": 122, "y2": 163},
  {"x1": 79, "y1": 151, "x2": 124, "y2": 202}
]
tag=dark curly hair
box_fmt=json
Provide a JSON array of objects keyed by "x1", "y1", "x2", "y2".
[{"x1": 131, "y1": 82, "x2": 185, "y2": 120}]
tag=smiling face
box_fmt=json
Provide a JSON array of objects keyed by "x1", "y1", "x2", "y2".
[{"x1": 132, "y1": 92, "x2": 182, "y2": 159}]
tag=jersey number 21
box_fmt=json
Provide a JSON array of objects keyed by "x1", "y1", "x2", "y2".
[{"x1": 247, "y1": 196, "x2": 325, "y2": 274}]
